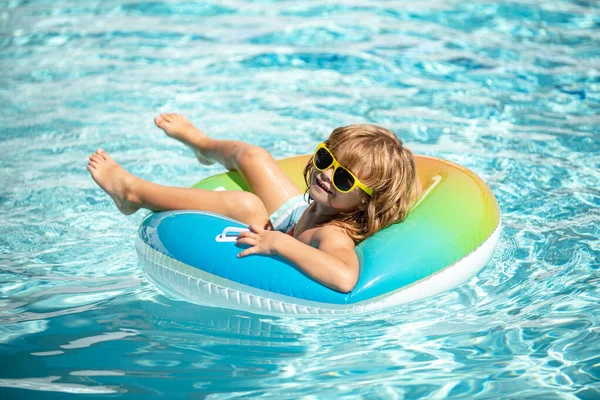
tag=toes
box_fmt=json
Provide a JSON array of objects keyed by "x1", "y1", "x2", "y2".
[
  {"x1": 90, "y1": 149, "x2": 104, "y2": 161},
  {"x1": 98, "y1": 150, "x2": 110, "y2": 161},
  {"x1": 154, "y1": 115, "x2": 167, "y2": 127},
  {"x1": 155, "y1": 113, "x2": 188, "y2": 127}
]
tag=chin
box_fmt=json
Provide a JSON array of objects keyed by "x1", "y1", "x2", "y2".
[
  {"x1": 309, "y1": 185, "x2": 326, "y2": 202},
  {"x1": 309, "y1": 184, "x2": 333, "y2": 206}
]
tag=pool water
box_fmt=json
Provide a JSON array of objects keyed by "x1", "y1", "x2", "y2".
[{"x1": 1, "y1": 0, "x2": 599, "y2": 398}]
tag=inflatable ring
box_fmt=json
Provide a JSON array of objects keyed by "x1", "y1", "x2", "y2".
[{"x1": 136, "y1": 155, "x2": 501, "y2": 316}]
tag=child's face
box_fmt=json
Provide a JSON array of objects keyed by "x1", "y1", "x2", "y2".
[{"x1": 309, "y1": 168, "x2": 364, "y2": 213}]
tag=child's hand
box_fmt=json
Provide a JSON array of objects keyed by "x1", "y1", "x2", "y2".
[{"x1": 236, "y1": 224, "x2": 285, "y2": 258}]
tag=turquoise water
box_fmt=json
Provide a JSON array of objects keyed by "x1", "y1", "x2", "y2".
[{"x1": 1, "y1": 0, "x2": 599, "y2": 398}]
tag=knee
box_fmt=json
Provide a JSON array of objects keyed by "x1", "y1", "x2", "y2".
[
  {"x1": 234, "y1": 146, "x2": 272, "y2": 170},
  {"x1": 225, "y1": 192, "x2": 268, "y2": 224}
]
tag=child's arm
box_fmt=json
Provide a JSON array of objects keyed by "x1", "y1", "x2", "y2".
[{"x1": 236, "y1": 224, "x2": 359, "y2": 293}]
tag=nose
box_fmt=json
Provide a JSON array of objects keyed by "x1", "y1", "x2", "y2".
[{"x1": 321, "y1": 167, "x2": 334, "y2": 181}]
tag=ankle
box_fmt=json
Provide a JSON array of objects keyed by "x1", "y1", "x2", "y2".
[
  {"x1": 123, "y1": 176, "x2": 142, "y2": 205},
  {"x1": 190, "y1": 135, "x2": 213, "y2": 154}
]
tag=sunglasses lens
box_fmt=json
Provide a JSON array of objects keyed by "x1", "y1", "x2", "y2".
[
  {"x1": 333, "y1": 167, "x2": 355, "y2": 192},
  {"x1": 314, "y1": 148, "x2": 334, "y2": 170}
]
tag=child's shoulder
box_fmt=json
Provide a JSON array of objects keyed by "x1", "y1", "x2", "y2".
[{"x1": 314, "y1": 223, "x2": 355, "y2": 248}]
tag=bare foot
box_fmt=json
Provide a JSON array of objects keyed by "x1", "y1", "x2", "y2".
[
  {"x1": 87, "y1": 149, "x2": 141, "y2": 215},
  {"x1": 154, "y1": 113, "x2": 214, "y2": 165}
]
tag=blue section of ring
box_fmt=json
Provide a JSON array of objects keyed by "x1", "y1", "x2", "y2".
[{"x1": 139, "y1": 211, "x2": 351, "y2": 304}]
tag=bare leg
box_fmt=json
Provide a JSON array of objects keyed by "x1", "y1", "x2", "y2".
[
  {"x1": 87, "y1": 149, "x2": 270, "y2": 226},
  {"x1": 154, "y1": 114, "x2": 303, "y2": 214},
  {"x1": 154, "y1": 114, "x2": 215, "y2": 165}
]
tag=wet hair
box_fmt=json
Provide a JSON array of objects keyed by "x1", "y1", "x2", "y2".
[{"x1": 303, "y1": 124, "x2": 418, "y2": 244}]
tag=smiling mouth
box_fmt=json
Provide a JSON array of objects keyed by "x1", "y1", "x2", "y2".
[{"x1": 315, "y1": 177, "x2": 333, "y2": 194}]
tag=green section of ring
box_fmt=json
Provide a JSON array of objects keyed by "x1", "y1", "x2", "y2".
[
  {"x1": 191, "y1": 154, "x2": 500, "y2": 301},
  {"x1": 351, "y1": 155, "x2": 500, "y2": 300}
]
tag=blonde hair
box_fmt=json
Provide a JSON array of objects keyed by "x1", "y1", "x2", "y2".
[{"x1": 303, "y1": 124, "x2": 418, "y2": 244}]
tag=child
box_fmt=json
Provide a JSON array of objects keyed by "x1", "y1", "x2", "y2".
[{"x1": 88, "y1": 114, "x2": 418, "y2": 293}]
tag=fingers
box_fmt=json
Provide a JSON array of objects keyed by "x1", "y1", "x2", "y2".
[
  {"x1": 237, "y1": 247, "x2": 259, "y2": 258},
  {"x1": 249, "y1": 224, "x2": 264, "y2": 233},
  {"x1": 236, "y1": 231, "x2": 257, "y2": 240},
  {"x1": 235, "y1": 236, "x2": 257, "y2": 247},
  {"x1": 236, "y1": 231, "x2": 259, "y2": 258},
  {"x1": 236, "y1": 227, "x2": 269, "y2": 258}
]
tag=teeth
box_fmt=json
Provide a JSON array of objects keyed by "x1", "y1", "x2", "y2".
[{"x1": 317, "y1": 178, "x2": 331, "y2": 193}]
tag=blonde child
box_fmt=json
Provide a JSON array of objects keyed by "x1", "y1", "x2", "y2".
[{"x1": 88, "y1": 114, "x2": 418, "y2": 293}]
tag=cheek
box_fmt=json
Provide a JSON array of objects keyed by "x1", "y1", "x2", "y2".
[
  {"x1": 309, "y1": 171, "x2": 318, "y2": 188},
  {"x1": 310, "y1": 169, "x2": 318, "y2": 180},
  {"x1": 333, "y1": 190, "x2": 363, "y2": 210}
]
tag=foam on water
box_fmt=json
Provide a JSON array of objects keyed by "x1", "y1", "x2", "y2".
[{"x1": 1, "y1": 0, "x2": 599, "y2": 398}]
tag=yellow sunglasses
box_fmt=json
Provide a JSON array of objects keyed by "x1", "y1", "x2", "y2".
[{"x1": 312, "y1": 143, "x2": 374, "y2": 196}]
